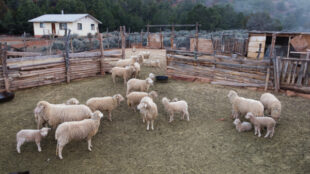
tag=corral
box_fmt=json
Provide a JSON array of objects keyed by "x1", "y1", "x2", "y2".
[{"x1": 0, "y1": 49, "x2": 309, "y2": 174}]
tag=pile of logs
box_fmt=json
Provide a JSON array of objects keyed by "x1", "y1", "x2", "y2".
[{"x1": 166, "y1": 49, "x2": 272, "y2": 89}]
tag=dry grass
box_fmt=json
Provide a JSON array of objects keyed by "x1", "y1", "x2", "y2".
[{"x1": 0, "y1": 49, "x2": 309, "y2": 174}]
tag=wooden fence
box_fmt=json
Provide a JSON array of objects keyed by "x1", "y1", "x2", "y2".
[
  {"x1": 166, "y1": 49, "x2": 272, "y2": 89},
  {"x1": 0, "y1": 43, "x2": 121, "y2": 92}
]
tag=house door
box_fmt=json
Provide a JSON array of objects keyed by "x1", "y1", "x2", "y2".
[{"x1": 52, "y1": 23, "x2": 56, "y2": 35}]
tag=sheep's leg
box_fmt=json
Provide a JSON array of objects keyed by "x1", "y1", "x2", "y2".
[
  {"x1": 169, "y1": 112, "x2": 174, "y2": 123},
  {"x1": 151, "y1": 120, "x2": 154, "y2": 130},
  {"x1": 58, "y1": 144, "x2": 64, "y2": 159},
  {"x1": 264, "y1": 130, "x2": 271, "y2": 138},
  {"x1": 16, "y1": 139, "x2": 25, "y2": 154},
  {"x1": 142, "y1": 114, "x2": 145, "y2": 123},
  {"x1": 123, "y1": 76, "x2": 127, "y2": 85},
  {"x1": 87, "y1": 139, "x2": 92, "y2": 151},
  {"x1": 257, "y1": 127, "x2": 262, "y2": 137},
  {"x1": 186, "y1": 111, "x2": 190, "y2": 121},
  {"x1": 270, "y1": 127, "x2": 275, "y2": 138},
  {"x1": 254, "y1": 126, "x2": 258, "y2": 135},
  {"x1": 112, "y1": 75, "x2": 116, "y2": 85},
  {"x1": 147, "y1": 121, "x2": 150, "y2": 130},
  {"x1": 36, "y1": 141, "x2": 42, "y2": 152},
  {"x1": 182, "y1": 112, "x2": 185, "y2": 120},
  {"x1": 108, "y1": 111, "x2": 112, "y2": 121},
  {"x1": 56, "y1": 143, "x2": 59, "y2": 155}
]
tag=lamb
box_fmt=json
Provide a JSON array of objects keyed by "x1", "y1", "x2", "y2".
[
  {"x1": 143, "y1": 60, "x2": 161, "y2": 68},
  {"x1": 55, "y1": 111, "x2": 103, "y2": 159},
  {"x1": 260, "y1": 93, "x2": 282, "y2": 121},
  {"x1": 133, "y1": 62, "x2": 141, "y2": 78},
  {"x1": 111, "y1": 65, "x2": 135, "y2": 85},
  {"x1": 86, "y1": 94, "x2": 124, "y2": 121},
  {"x1": 34, "y1": 101, "x2": 93, "y2": 129},
  {"x1": 137, "y1": 54, "x2": 144, "y2": 64},
  {"x1": 140, "y1": 51, "x2": 150, "y2": 59},
  {"x1": 233, "y1": 119, "x2": 252, "y2": 132},
  {"x1": 126, "y1": 91, "x2": 158, "y2": 112},
  {"x1": 227, "y1": 90, "x2": 264, "y2": 119},
  {"x1": 126, "y1": 77, "x2": 154, "y2": 95},
  {"x1": 137, "y1": 96, "x2": 158, "y2": 130},
  {"x1": 16, "y1": 127, "x2": 51, "y2": 153},
  {"x1": 161, "y1": 97, "x2": 189, "y2": 122},
  {"x1": 65, "y1": 98, "x2": 79, "y2": 105},
  {"x1": 245, "y1": 112, "x2": 276, "y2": 138},
  {"x1": 149, "y1": 73, "x2": 155, "y2": 81},
  {"x1": 115, "y1": 56, "x2": 137, "y2": 67}
]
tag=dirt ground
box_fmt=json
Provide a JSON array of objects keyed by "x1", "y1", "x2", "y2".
[{"x1": 0, "y1": 49, "x2": 310, "y2": 174}]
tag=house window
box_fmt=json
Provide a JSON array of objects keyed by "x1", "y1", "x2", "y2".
[
  {"x1": 59, "y1": 23, "x2": 67, "y2": 30},
  {"x1": 40, "y1": 23, "x2": 44, "y2": 28},
  {"x1": 77, "y1": 23, "x2": 82, "y2": 30},
  {"x1": 91, "y1": 24, "x2": 95, "y2": 30}
]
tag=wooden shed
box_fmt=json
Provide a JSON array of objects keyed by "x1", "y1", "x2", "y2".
[{"x1": 247, "y1": 31, "x2": 310, "y2": 59}]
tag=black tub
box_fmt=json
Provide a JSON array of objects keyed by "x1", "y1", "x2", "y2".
[
  {"x1": 156, "y1": 75, "x2": 168, "y2": 83},
  {"x1": 0, "y1": 91, "x2": 15, "y2": 103}
]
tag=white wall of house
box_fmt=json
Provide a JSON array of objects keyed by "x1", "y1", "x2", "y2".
[{"x1": 33, "y1": 16, "x2": 99, "y2": 37}]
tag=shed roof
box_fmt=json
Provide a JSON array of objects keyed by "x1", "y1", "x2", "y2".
[
  {"x1": 249, "y1": 30, "x2": 310, "y2": 36},
  {"x1": 28, "y1": 14, "x2": 102, "y2": 24}
]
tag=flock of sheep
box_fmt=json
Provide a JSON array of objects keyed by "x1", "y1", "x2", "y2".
[
  {"x1": 15, "y1": 50, "x2": 282, "y2": 160},
  {"x1": 228, "y1": 90, "x2": 281, "y2": 138},
  {"x1": 16, "y1": 51, "x2": 189, "y2": 160}
]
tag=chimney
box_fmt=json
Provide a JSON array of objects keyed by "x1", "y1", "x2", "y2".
[{"x1": 61, "y1": 10, "x2": 64, "y2": 15}]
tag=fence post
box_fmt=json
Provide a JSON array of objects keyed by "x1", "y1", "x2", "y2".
[
  {"x1": 140, "y1": 29, "x2": 143, "y2": 47},
  {"x1": 273, "y1": 56, "x2": 280, "y2": 93},
  {"x1": 64, "y1": 29, "x2": 71, "y2": 83},
  {"x1": 171, "y1": 24, "x2": 174, "y2": 49},
  {"x1": 121, "y1": 26, "x2": 126, "y2": 59},
  {"x1": 147, "y1": 24, "x2": 150, "y2": 48},
  {"x1": 98, "y1": 32, "x2": 105, "y2": 75},
  {"x1": 195, "y1": 22, "x2": 199, "y2": 52},
  {"x1": 1, "y1": 43, "x2": 10, "y2": 92},
  {"x1": 160, "y1": 27, "x2": 163, "y2": 49}
]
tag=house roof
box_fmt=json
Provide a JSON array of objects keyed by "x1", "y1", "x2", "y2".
[{"x1": 28, "y1": 14, "x2": 102, "y2": 24}]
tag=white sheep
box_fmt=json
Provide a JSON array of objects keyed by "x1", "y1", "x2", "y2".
[
  {"x1": 227, "y1": 90, "x2": 264, "y2": 119},
  {"x1": 140, "y1": 51, "x2": 150, "y2": 59},
  {"x1": 137, "y1": 96, "x2": 158, "y2": 130},
  {"x1": 16, "y1": 127, "x2": 51, "y2": 153},
  {"x1": 126, "y1": 77, "x2": 154, "y2": 95},
  {"x1": 233, "y1": 119, "x2": 252, "y2": 132},
  {"x1": 126, "y1": 91, "x2": 158, "y2": 112},
  {"x1": 143, "y1": 60, "x2": 161, "y2": 68},
  {"x1": 260, "y1": 93, "x2": 282, "y2": 121},
  {"x1": 86, "y1": 94, "x2": 124, "y2": 121},
  {"x1": 65, "y1": 98, "x2": 79, "y2": 105},
  {"x1": 245, "y1": 112, "x2": 276, "y2": 138},
  {"x1": 149, "y1": 73, "x2": 155, "y2": 81},
  {"x1": 137, "y1": 54, "x2": 144, "y2": 64},
  {"x1": 55, "y1": 111, "x2": 103, "y2": 159},
  {"x1": 111, "y1": 65, "x2": 135, "y2": 85},
  {"x1": 34, "y1": 101, "x2": 93, "y2": 129},
  {"x1": 161, "y1": 97, "x2": 189, "y2": 122},
  {"x1": 115, "y1": 56, "x2": 137, "y2": 67},
  {"x1": 133, "y1": 62, "x2": 141, "y2": 78}
]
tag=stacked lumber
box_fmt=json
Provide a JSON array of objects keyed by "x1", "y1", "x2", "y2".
[
  {"x1": 166, "y1": 53, "x2": 273, "y2": 89},
  {"x1": 102, "y1": 58, "x2": 121, "y2": 73}
]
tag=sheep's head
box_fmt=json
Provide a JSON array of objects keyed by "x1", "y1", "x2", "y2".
[
  {"x1": 172, "y1": 98, "x2": 178, "y2": 102},
  {"x1": 146, "y1": 78, "x2": 154, "y2": 86},
  {"x1": 149, "y1": 73, "x2": 155, "y2": 81},
  {"x1": 137, "y1": 101, "x2": 150, "y2": 111},
  {"x1": 114, "y1": 94, "x2": 125, "y2": 105},
  {"x1": 92, "y1": 110, "x2": 104, "y2": 120},
  {"x1": 227, "y1": 90, "x2": 238, "y2": 101},
  {"x1": 148, "y1": 91, "x2": 158, "y2": 100},
  {"x1": 161, "y1": 97, "x2": 170, "y2": 105},
  {"x1": 35, "y1": 101, "x2": 49, "y2": 116},
  {"x1": 66, "y1": 98, "x2": 79, "y2": 105},
  {"x1": 245, "y1": 112, "x2": 254, "y2": 119},
  {"x1": 233, "y1": 119, "x2": 241, "y2": 126},
  {"x1": 271, "y1": 103, "x2": 281, "y2": 121},
  {"x1": 40, "y1": 128, "x2": 51, "y2": 137}
]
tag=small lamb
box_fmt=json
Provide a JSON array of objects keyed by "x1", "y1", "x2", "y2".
[
  {"x1": 245, "y1": 112, "x2": 276, "y2": 138},
  {"x1": 233, "y1": 119, "x2": 252, "y2": 132},
  {"x1": 16, "y1": 127, "x2": 51, "y2": 153}
]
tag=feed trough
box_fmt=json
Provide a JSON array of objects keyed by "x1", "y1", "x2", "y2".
[
  {"x1": 0, "y1": 91, "x2": 15, "y2": 103},
  {"x1": 156, "y1": 75, "x2": 168, "y2": 83}
]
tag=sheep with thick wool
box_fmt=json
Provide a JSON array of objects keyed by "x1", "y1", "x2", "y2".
[
  {"x1": 137, "y1": 96, "x2": 158, "y2": 130},
  {"x1": 245, "y1": 112, "x2": 276, "y2": 138},
  {"x1": 233, "y1": 119, "x2": 252, "y2": 132},
  {"x1": 161, "y1": 97, "x2": 189, "y2": 122},
  {"x1": 227, "y1": 90, "x2": 264, "y2": 119},
  {"x1": 143, "y1": 60, "x2": 161, "y2": 68},
  {"x1": 115, "y1": 56, "x2": 138, "y2": 67},
  {"x1": 126, "y1": 76, "x2": 154, "y2": 95},
  {"x1": 34, "y1": 101, "x2": 93, "y2": 129},
  {"x1": 55, "y1": 111, "x2": 103, "y2": 159},
  {"x1": 111, "y1": 65, "x2": 135, "y2": 85},
  {"x1": 127, "y1": 91, "x2": 158, "y2": 112},
  {"x1": 260, "y1": 93, "x2": 282, "y2": 121},
  {"x1": 16, "y1": 127, "x2": 51, "y2": 153},
  {"x1": 86, "y1": 94, "x2": 124, "y2": 121}
]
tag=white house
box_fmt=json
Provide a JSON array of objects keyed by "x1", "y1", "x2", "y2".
[{"x1": 28, "y1": 13, "x2": 102, "y2": 37}]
